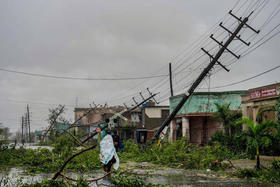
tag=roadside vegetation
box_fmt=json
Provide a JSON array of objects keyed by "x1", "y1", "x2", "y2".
[
  {"x1": 0, "y1": 136, "x2": 102, "y2": 174},
  {"x1": 1, "y1": 101, "x2": 280, "y2": 186},
  {"x1": 209, "y1": 102, "x2": 280, "y2": 184}
]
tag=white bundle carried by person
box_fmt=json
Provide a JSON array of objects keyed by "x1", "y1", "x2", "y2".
[{"x1": 99, "y1": 134, "x2": 119, "y2": 170}]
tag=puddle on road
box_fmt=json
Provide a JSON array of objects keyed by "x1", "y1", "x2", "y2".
[
  {"x1": 0, "y1": 148, "x2": 273, "y2": 186},
  {"x1": 0, "y1": 167, "x2": 272, "y2": 187}
]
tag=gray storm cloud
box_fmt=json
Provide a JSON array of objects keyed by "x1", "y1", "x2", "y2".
[{"x1": 0, "y1": 0, "x2": 279, "y2": 133}]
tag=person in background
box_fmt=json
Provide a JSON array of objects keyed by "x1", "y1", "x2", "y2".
[{"x1": 112, "y1": 134, "x2": 124, "y2": 152}]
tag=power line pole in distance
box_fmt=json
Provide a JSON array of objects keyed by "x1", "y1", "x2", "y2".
[{"x1": 169, "y1": 63, "x2": 174, "y2": 97}]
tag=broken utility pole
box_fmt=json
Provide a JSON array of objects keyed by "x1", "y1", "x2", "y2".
[
  {"x1": 153, "y1": 10, "x2": 259, "y2": 140},
  {"x1": 52, "y1": 92, "x2": 159, "y2": 180},
  {"x1": 81, "y1": 92, "x2": 159, "y2": 144}
]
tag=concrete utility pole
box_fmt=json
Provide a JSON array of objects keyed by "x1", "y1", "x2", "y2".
[
  {"x1": 27, "y1": 104, "x2": 31, "y2": 143},
  {"x1": 154, "y1": 10, "x2": 259, "y2": 140},
  {"x1": 21, "y1": 116, "x2": 24, "y2": 145},
  {"x1": 25, "y1": 112, "x2": 28, "y2": 143},
  {"x1": 169, "y1": 63, "x2": 174, "y2": 97}
]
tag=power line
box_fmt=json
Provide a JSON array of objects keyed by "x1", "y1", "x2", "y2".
[
  {"x1": 158, "y1": 0, "x2": 280, "y2": 102},
  {"x1": 92, "y1": 0, "x2": 253, "y2": 104},
  {"x1": 200, "y1": 65, "x2": 280, "y2": 89},
  {"x1": 0, "y1": 67, "x2": 168, "y2": 81},
  {"x1": 0, "y1": 98, "x2": 75, "y2": 108}
]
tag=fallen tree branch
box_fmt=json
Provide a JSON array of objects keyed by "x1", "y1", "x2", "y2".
[
  {"x1": 59, "y1": 173, "x2": 72, "y2": 186},
  {"x1": 52, "y1": 94, "x2": 158, "y2": 181},
  {"x1": 87, "y1": 171, "x2": 113, "y2": 182},
  {"x1": 63, "y1": 130, "x2": 87, "y2": 148},
  {"x1": 52, "y1": 144, "x2": 97, "y2": 180},
  {"x1": 226, "y1": 158, "x2": 236, "y2": 169},
  {"x1": 59, "y1": 173, "x2": 77, "y2": 181}
]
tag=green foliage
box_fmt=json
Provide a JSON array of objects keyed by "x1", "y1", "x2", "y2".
[
  {"x1": 234, "y1": 168, "x2": 280, "y2": 184},
  {"x1": 272, "y1": 158, "x2": 280, "y2": 170},
  {"x1": 209, "y1": 130, "x2": 253, "y2": 159},
  {"x1": 120, "y1": 137, "x2": 231, "y2": 171},
  {"x1": 0, "y1": 135, "x2": 102, "y2": 173},
  {"x1": 0, "y1": 148, "x2": 57, "y2": 173},
  {"x1": 0, "y1": 124, "x2": 10, "y2": 151},
  {"x1": 111, "y1": 170, "x2": 145, "y2": 187},
  {"x1": 69, "y1": 148, "x2": 102, "y2": 172},
  {"x1": 53, "y1": 135, "x2": 76, "y2": 159},
  {"x1": 236, "y1": 118, "x2": 279, "y2": 168},
  {"x1": 212, "y1": 103, "x2": 242, "y2": 136},
  {"x1": 210, "y1": 119, "x2": 280, "y2": 159}
]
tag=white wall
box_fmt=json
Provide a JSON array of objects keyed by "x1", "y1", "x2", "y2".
[{"x1": 145, "y1": 107, "x2": 169, "y2": 118}]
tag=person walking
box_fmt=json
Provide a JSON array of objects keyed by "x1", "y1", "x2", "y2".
[{"x1": 99, "y1": 132, "x2": 119, "y2": 173}]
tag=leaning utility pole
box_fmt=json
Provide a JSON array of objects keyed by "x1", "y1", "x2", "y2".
[
  {"x1": 169, "y1": 63, "x2": 174, "y2": 97},
  {"x1": 154, "y1": 10, "x2": 259, "y2": 140}
]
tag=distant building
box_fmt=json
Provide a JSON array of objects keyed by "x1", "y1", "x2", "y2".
[
  {"x1": 169, "y1": 91, "x2": 248, "y2": 145},
  {"x1": 74, "y1": 103, "x2": 169, "y2": 143},
  {"x1": 74, "y1": 107, "x2": 125, "y2": 133},
  {"x1": 55, "y1": 122, "x2": 69, "y2": 133},
  {"x1": 241, "y1": 83, "x2": 280, "y2": 126},
  {"x1": 74, "y1": 107, "x2": 139, "y2": 141},
  {"x1": 34, "y1": 130, "x2": 43, "y2": 143},
  {"x1": 135, "y1": 101, "x2": 169, "y2": 143}
]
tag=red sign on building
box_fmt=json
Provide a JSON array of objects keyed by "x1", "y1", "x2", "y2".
[{"x1": 250, "y1": 87, "x2": 278, "y2": 100}]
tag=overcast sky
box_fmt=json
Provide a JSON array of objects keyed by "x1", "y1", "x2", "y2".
[{"x1": 0, "y1": 0, "x2": 279, "y2": 133}]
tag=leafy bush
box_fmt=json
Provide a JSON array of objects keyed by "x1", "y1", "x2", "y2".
[
  {"x1": 53, "y1": 135, "x2": 76, "y2": 159},
  {"x1": 69, "y1": 148, "x2": 102, "y2": 171},
  {"x1": 272, "y1": 158, "x2": 280, "y2": 169},
  {"x1": 111, "y1": 171, "x2": 145, "y2": 187},
  {"x1": 209, "y1": 130, "x2": 256, "y2": 159},
  {"x1": 234, "y1": 168, "x2": 280, "y2": 184},
  {"x1": 120, "y1": 137, "x2": 231, "y2": 171},
  {"x1": 0, "y1": 135, "x2": 102, "y2": 173}
]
